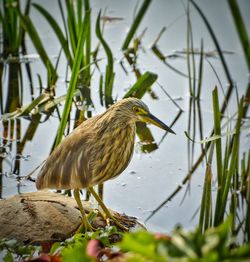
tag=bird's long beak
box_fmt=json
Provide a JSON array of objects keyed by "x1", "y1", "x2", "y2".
[{"x1": 141, "y1": 113, "x2": 176, "y2": 134}]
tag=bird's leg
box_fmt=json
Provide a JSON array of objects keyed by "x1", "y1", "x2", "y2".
[
  {"x1": 73, "y1": 189, "x2": 93, "y2": 232},
  {"x1": 88, "y1": 187, "x2": 128, "y2": 231}
]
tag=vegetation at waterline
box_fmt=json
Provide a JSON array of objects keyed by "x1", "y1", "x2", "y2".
[
  {"x1": 0, "y1": 0, "x2": 249, "y2": 261},
  {"x1": 1, "y1": 218, "x2": 250, "y2": 261}
]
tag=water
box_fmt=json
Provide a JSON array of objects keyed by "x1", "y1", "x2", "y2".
[{"x1": 0, "y1": 0, "x2": 249, "y2": 234}]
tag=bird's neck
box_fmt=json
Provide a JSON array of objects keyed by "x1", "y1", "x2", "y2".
[{"x1": 96, "y1": 110, "x2": 136, "y2": 133}]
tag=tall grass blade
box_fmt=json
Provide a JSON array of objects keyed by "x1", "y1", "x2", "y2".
[
  {"x1": 0, "y1": 64, "x2": 4, "y2": 114},
  {"x1": 175, "y1": 39, "x2": 249, "y2": 229},
  {"x1": 228, "y1": 0, "x2": 250, "y2": 72},
  {"x1": 95, "y1": 11, "x2": 114, "y2": 107},
  {"x1": 187, "y1": 97, "x2": 193, "y2": 170},
  {"x1": 3, "y1": 63, "x2": 21, "y2": 113},
  {"x1": 157, "y1": 82, "x2": 183, "y2": 111},
  {"x1": 190, "y1": 0, "x2": 233, "y2": 115},
  {"x1": 99, "y1": 74, "x2": 104, "y2": 106},
  {"x1": 77, "y1": 0, "x2": 82, "y2": 30},
  {"x1": 151, "y1": 27, "x2": 166, "y2": 46},
  {"x1": 199, "y1": 142, "x2": 214, "y2": 232},
  {"x1": 213, "y1": 87, "x2": 223, "y2": 185},
  {"x1": 197, "y1": 39, "x2": 204, "y2": 98},
  {"x1": 197, "y1": 40, "x2": 204, "y2": 153},
  {"x1": 65, "y1": 0, "x2": 77, "y2": 55},
  {"x1": 32, "y1": 3, "x2": 73, "y2": 68},
  {"x1": 58, "y1": 0, "x2": 68, "y2": 41},
  {"x1": 185, "y1": 4, "x2": 197, "y2": 169},
  {"x1": 33, "y1": 90, "x2": 81, "y2": 115},
  {"x1": 151, "y1": 44, "x2": 188, "y2": 78},
  {"x1": 212, "y1": 87, "x2": 223, "y2": 226},
  {"x1": 17, "y1": 10, "x2": 57, "y2": 85},
  {"x1": 245, "y1": 150, "x2": 250, "y2": 242},
  {"x1": 122, "y1": 0, "x2": 151, "y2": 50},
  {"x1": 83, "y1": 0, "x2": 91, "y2": 87},
  {"x1": 186, "y1": 2, "x2": 196, "y2": 97},
  {"x1": 218, "y1": 98, "x2": 244, "y2": 224},
  {"x1": 55, "y1": 11, "x2": 90, "y2": 147},
  {"x1": 157, "y1": 1, "x2": 240, "y2": 222},
  {"x1": 123, "y1": 71, "x2": 157, "y2": 99},
  {"x1": 1, "y1": 0, "x2": 21, "y2": 54},
  {"x1": 0, "y1": 94, "x2": 48, "y2": 121},
  {"x1": 184, "y1": 130, "x2": 236, "y2": 144}
]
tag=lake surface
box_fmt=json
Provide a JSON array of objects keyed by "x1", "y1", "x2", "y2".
[{"x1": 0, "y1": 0, "x2": 249, "y2": 233}]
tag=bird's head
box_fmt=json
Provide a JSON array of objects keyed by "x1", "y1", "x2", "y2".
[{"x1": 113, "y1": 98, "x2": 176, "y2": 134}]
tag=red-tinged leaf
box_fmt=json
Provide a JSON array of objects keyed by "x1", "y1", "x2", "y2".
[
  {"x1": 86, "y1": 239, "x2": 103, "y2": 259},
  {"x1": 154, "y1": 233, "x2": 172, "y2": 241}
]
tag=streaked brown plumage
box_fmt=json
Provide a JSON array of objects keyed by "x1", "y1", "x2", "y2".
[{"x1": 36, "y1": 97, "x2": 175, "y2": 230}]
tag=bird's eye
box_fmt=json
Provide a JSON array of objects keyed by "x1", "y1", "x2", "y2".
[{"x1": 133, "y1": 106, "x2": 140, "y2": 113}]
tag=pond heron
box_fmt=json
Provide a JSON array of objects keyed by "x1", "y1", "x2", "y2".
[{"x1": 36, "y1": 98, "x2": 175, "y2": 230}]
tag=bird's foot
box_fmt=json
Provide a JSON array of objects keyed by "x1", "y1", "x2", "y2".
[
  {"x1": 112, "y1": 212, "x2": 137, "y2": 230},
  {"x1": 108, "y1": 217, "x2": 129, "y2": 232},
  {"x1": 76, "y1": 211, "x2": 98, "y2": 233},
  {"x1": 99, "y1": 211, "x2": 129, "y2": 232}
]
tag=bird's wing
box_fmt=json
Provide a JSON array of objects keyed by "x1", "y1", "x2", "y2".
[{"x1": 36, "y1": 125, "x2": 94, "y2": 190}]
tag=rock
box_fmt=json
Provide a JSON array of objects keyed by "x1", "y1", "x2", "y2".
[{"x1": 0, "y1": 191, "x2": 144, "y2": 243}]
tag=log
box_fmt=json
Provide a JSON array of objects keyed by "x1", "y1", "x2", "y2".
[{"x1": 0, "y1": 191, "x2": 143, "y2": 243}]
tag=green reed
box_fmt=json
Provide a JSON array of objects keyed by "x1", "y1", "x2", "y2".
[
  {"x1": 0, "y1": 0, "x2": 30, "y2": 56},
  {"x1": 199, "y1": 88, "x2": 249, "y2": 242},
  {"x1": 146, "y1": 2, "x2": 249, "y2": 243},
  {"x1": 228, "y1": 0, "x2": 250, "y2": 71},
  {"x1": 123, "y1": 72, "x2": 157, "y2": 99},
  {"x1": 212, "y1": 87, "x2": 223, "y2": 226},
  {"x1": 95, "y1": 11, "x2": 114, "y2": 107},
  {"x1": 55, "y1": 11, "x2": 90, "y2": 147},
  {"x1": 18, "y1": 8, "x2": 58, "y2": 87},
  {"x1": 186, "y1": 1, "x2": 205, "y2": 171},
  {"x1": 32, "y1": 3, "x2": 73, "y2": 68},
  {"x1": 33, "y1": 0, "x2": 92, "y2": 103},
  {"x1": 1, "y1": 0, "x2": 158, "y2": 127},
  {"x1": 0, "y1": 0, "x2": 32, "y2": 114},
  {"x1": 150, "y1": 32, "x2": 189, "y2": 78},
  {"x1": 122, "y1": 0, "x2": 151, "y2": 51}
]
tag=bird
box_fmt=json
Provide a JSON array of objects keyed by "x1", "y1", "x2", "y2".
[{"x1": 36, "y1": 97, "x2": 175, "y2": 230}]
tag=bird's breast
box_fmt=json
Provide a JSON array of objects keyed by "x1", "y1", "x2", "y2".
[{"x1": 89, "y1": 124, "x2": 136, "y2": 185}]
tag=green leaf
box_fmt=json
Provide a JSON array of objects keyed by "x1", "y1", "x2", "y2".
[
  {"x1": 212, "y1": 87, "x2": 223, "y2": 186},
  {"x1": 230, "y1": 243, "x2": 250, "y2": 258},
  {"x1": 17, "y1": 10, "x2": 57, "y2": 84},
  {"x1": 95, "y1": 11, "x2": 114, "y2": 106},
  {"x1": 228, "y1": 0, "x2": 250, "y2": 72},
  {"x1": 122, "y1": 0, "x2": 152, "y2": 50},
  {"x1": 32, "y1": 3, "x2": 73, "y2": 68},
  {"x1": 184, "y1": 130, "x2": 236, "y2": 144},
  {"x1": 4, "y1": 251, "x2": 14, "y2": 262},
  {"x1": 55, "y1": 10, "x2": 90, "y2": 147},
  {"x1": 61, "y1": 239, "x2": 93, "y2": 262},
  {"x1": 83, "y1": 0, "x2": 91, "y2": 87},
  {"x1": 50, "y1": 242, "x2": 61, "y2": 255},
  {"x1": 123, "y1": 71, "x2": 157, "y2": 99},
  {"x1": 218, "y1": 98, "x2": 244, "y2": 224},
  {"x1": 199, "y1": 143, "x2": 214, "y2": 232},
  {"x1": 66, "y1": 0, "x2": 78, "y2": 55},
  {"x1": 119, "y1": 231, "x2": 165, "y2": 262},
  {"x1": 151, "y1": 44, "x2": 189, "y2": 78},
  {"x1": 190, "y1": 0, "x2": 234, "y2": 115}
]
